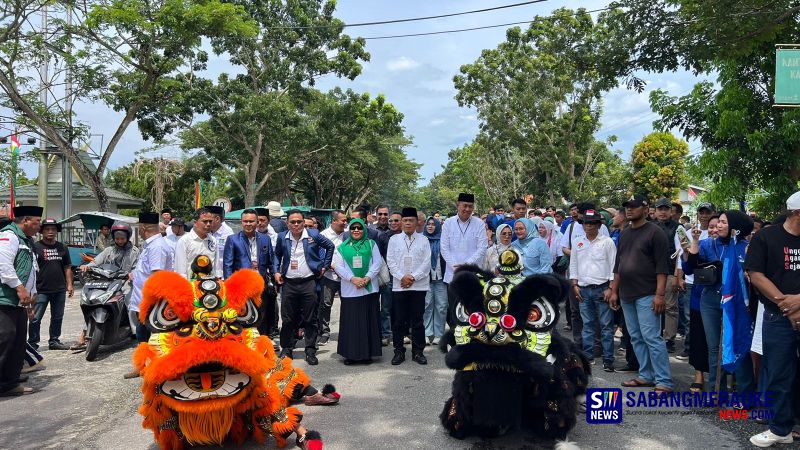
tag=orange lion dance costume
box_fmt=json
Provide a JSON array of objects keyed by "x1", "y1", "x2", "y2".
[{"x1": 133, "y1": 256, "x2": 330, "y2": 450}]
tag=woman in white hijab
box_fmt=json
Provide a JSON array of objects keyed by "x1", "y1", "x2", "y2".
[
  {"x1": 485, "y1": 223, "x2": 515, "y2": 274},
  {"x1": 538, "y1": 219, "x2": 563, "y2": 263}
]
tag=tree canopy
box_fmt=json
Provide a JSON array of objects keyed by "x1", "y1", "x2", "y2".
[{"x1": 0, "y1": 0, "x2": 256, "y2": 210}]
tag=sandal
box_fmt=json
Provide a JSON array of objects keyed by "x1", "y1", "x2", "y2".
[
  {"x1": 653, "y1": 386, "x2": 673, "y2": 393},
  {"x1": 621, "y1": 378, "x2": 655, "y2": 388},
  {"x1": 689, "y1": 382, "x2": 704, "y2": 393},
  {"x1": 296, "y1": 430, "x2": 322, "y2": 450},
  {"x1": 70, "y1": 342, "x2": 87, "y2": 351}
]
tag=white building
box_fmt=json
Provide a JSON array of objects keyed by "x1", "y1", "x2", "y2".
[{"x1": 0, "y1": 152, "x2": 142, "y2": 218}]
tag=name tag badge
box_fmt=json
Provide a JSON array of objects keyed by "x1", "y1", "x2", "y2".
[
  {"x1": 352, "y1": 255, "x2": 363, "y2": 269},
  {"x1": 290, "y1": 259, "x2": 299, "y2": 270},
  {"x1": 458, "y1": 240, "x2": 467, "y2": 252},
  {"x1": 404, "y1": 255, "x2": 413, "y2": 272}
]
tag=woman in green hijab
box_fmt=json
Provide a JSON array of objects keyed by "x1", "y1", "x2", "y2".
[{"x1": 332, "y1": 218, "x2": 384, "y2": 365}]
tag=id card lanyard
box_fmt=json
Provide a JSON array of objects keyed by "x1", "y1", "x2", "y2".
[
  {"x1": 351, "y1": 240, "x2": 366, "y2": 269},
  {"x1": 290, "y1": 238, "x2": 302, "y2": 271},
  {"x1": 404, "y1": 235, "x2": 415, "y2": 273}
]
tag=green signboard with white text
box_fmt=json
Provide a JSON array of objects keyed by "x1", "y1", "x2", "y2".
[{"x1": 776, "y1": 48, "x2": 800, "y2": 106}]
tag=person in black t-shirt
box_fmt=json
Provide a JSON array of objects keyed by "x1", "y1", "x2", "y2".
[
  {"x1": 746, "y1": 191, "x2": 800, "y2": 447},
  {"x1": 28, "y1": 218, "x2": 73, "y2": 350},
  {"x1": 610, "y1": 194, "x2": 673, "y2": 392}
]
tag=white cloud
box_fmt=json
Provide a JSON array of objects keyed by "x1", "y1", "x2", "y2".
[
  {"x1": 430, "y1": 118, "x2": 446, "y2": 126},
  {"x1": 386, "y1": 56, "x2": 420, "y2": 72},
  {"x1": 459, "y1": 114, "x2": 477, "y2": 121}
]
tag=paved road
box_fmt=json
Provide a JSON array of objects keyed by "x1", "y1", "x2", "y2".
[{"x1": 0, "y1": 289, "x2": 792, "y2": 450}]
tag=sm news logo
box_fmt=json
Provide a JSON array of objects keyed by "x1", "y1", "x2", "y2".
[{"x1": 586, "y1": 388, "x2": 623, "y2": 424}]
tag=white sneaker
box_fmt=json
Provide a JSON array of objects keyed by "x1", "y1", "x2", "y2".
[{"x1": 750, "y1": 429, "x2": 793, "y2": 447}]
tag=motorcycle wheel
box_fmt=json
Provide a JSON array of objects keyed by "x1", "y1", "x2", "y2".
[{"x1": 86, "y1": 320, "x2": 105, "y2": 361}]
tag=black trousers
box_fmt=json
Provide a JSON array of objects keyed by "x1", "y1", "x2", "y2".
[
  {"x1": 280, "y1": 278, "x2": 318, "y2": 355},
  {"x1": 568, "y1": 287, "x2": 583, "y2": 348},
  {"x1": 257, "y1": 285, "x2": 278, "y2": 337},
  {"x1": 317, "y1": 277, "x2": 340, "y2": 340},
  {"x1": 391, "y1": 290, "x2": 426, "y2": 355},
  {"x1": 0, "y1": 305, "x2": 27, "y2": 393}
]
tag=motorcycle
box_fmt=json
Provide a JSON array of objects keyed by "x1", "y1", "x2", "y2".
[{"x1": 80, "y1": 264, "x2": 133, "y2": 361}]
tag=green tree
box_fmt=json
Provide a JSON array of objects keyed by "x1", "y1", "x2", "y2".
[
  {"x1": 581, "y1": 147, "x2": 632, "y2": 208},
  {"x1": 602, "y1": 0, "x2": 800, "y2": 215},
  {"x1": 0, "y1": 0, "x2": 257, "y2": 210},
  {"x1": 105, "y1": 155, "x2": 231, "y2": 217},
  {"x1": 630, "y1": 132, "x2": 689, "y2": 200},
  {"x1": 290, "y1": 88, "x2": 415, "y2": 209},
  {"x1": 453, "y1": 8, "x2": 630, "y2": 204},
  {"x1": 179, "y1": 0, "x2": 369, "y2": 206}
]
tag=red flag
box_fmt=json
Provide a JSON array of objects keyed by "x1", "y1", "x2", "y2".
[{"x1": 688, "y1": 187, "x2": 696, "y2": 201}]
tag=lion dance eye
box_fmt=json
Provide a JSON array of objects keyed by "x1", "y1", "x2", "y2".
[
  {"x1": 163, "y1": 305, "x2": 177, "y2": 321},
  {"x1": 525, "y1": 298, "x2": 558, "y2": 331},
  {"x1": 147, "y1": 300, "x2": 182, "y2": 332},
  {"x1": 500, "y1": 314, "x2": 516, "y2": 330},
  {"x1": 468, "y1": 312, "x2": 486, "y2": 328},
  {"x1": 528, "y1": 307, "x2": 542, "y2": 323}
]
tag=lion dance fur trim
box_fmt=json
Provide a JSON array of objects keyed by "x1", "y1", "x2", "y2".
[{"x1": 135, "y1": 268, "x2": 315, "y2": 450}]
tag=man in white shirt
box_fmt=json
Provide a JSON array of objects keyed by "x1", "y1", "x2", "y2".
[
  {"x1": 387, "y1": 207, "x2": 431, "y2": 365},
  {"x1": 561, "y1": 202, "x2": 610, "y2": 350},
  {"x1": 317, "y1": 210, "x2": 347, "y2": 346},
  {"x1": 174, "y1": 208, "x2": 217, "y2": 279},
  {"x1": 124, "y1": 212, "x2": 173, "y2": 379},
  {"x1": 256, "y1": 207, "x2": 278, "y2": 249},
  {"x1": 440, "y1": 193, "x2": 487, "y2": 327},
  {"x1": 166, "y1": 218, "x2": 185, "y2": 252},
  {"x1": 569, "y1": 210, "x2": 617, "y2": 373},
  {"x1": 161, "y1": 208, "x2": 174, "y2": 237},
  {"x1": 207, "y1": 205, "x2": 234, "y2": 278},
  {"x1": 0, "y1": 207, "x2": 41, "y2": 396}
]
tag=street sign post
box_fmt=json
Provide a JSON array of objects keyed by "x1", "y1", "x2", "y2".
[
  {"x1": 775, "y1": 46, "x2": 800, "y2": 107},
  {"x1": 213, "y1": 198, "x2": 232, "y2": 213}
]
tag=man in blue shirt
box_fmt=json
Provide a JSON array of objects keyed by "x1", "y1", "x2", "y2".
[{"x1": 560, "y1": 203, "x2": 579, "y2": 234}]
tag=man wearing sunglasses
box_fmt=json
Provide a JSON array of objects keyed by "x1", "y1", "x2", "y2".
[{"x1": 274, "y1": 210, "x2": 335, "y2": 365}]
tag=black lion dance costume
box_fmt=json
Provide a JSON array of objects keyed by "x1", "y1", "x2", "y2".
[{"x1": 440, "y1": 250, "x2": 590, "y2": 447}]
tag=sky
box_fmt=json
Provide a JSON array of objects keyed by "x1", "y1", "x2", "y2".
[{"x1": 15, "y1": 0, "x2": 709, "y2": 184}]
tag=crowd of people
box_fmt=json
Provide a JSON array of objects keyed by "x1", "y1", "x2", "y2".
[{"x1": 0, "y1": 189, "x2": 799, "y2": 448}]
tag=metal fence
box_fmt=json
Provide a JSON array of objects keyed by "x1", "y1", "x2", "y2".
[{"x1": 59, "y1": 225, "x2": 141, "y2": 248}]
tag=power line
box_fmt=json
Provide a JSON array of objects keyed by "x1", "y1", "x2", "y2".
[
  {"x1": 359, "y1": 5, "x2": 789, "y2": 41},
  {"x1": 270, "y1": 0, "x2": 550, "y2": 30},
  {"x1": 363, "y1": 7, "x2": 612, "y2": 40}
]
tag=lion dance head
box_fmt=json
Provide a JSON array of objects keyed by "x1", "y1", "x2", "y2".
[
  {"x1": 440, "y1": 250, "x2": 590, "y2": 442},
  {"x1": 133, "y1": 257, "x2": 317, "y2": 450}
]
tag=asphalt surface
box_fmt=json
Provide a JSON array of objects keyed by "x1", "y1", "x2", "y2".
[{"x1": 1, "y1": 288, "x2": 796, "y2": 450}]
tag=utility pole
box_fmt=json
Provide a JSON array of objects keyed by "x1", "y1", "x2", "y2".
[
  {"x1": 62, "y1": 4, "x2": 73, "y2": 219},
  {"x1": 37, "y1": 6, "x2": 49, "y2": 216}
]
